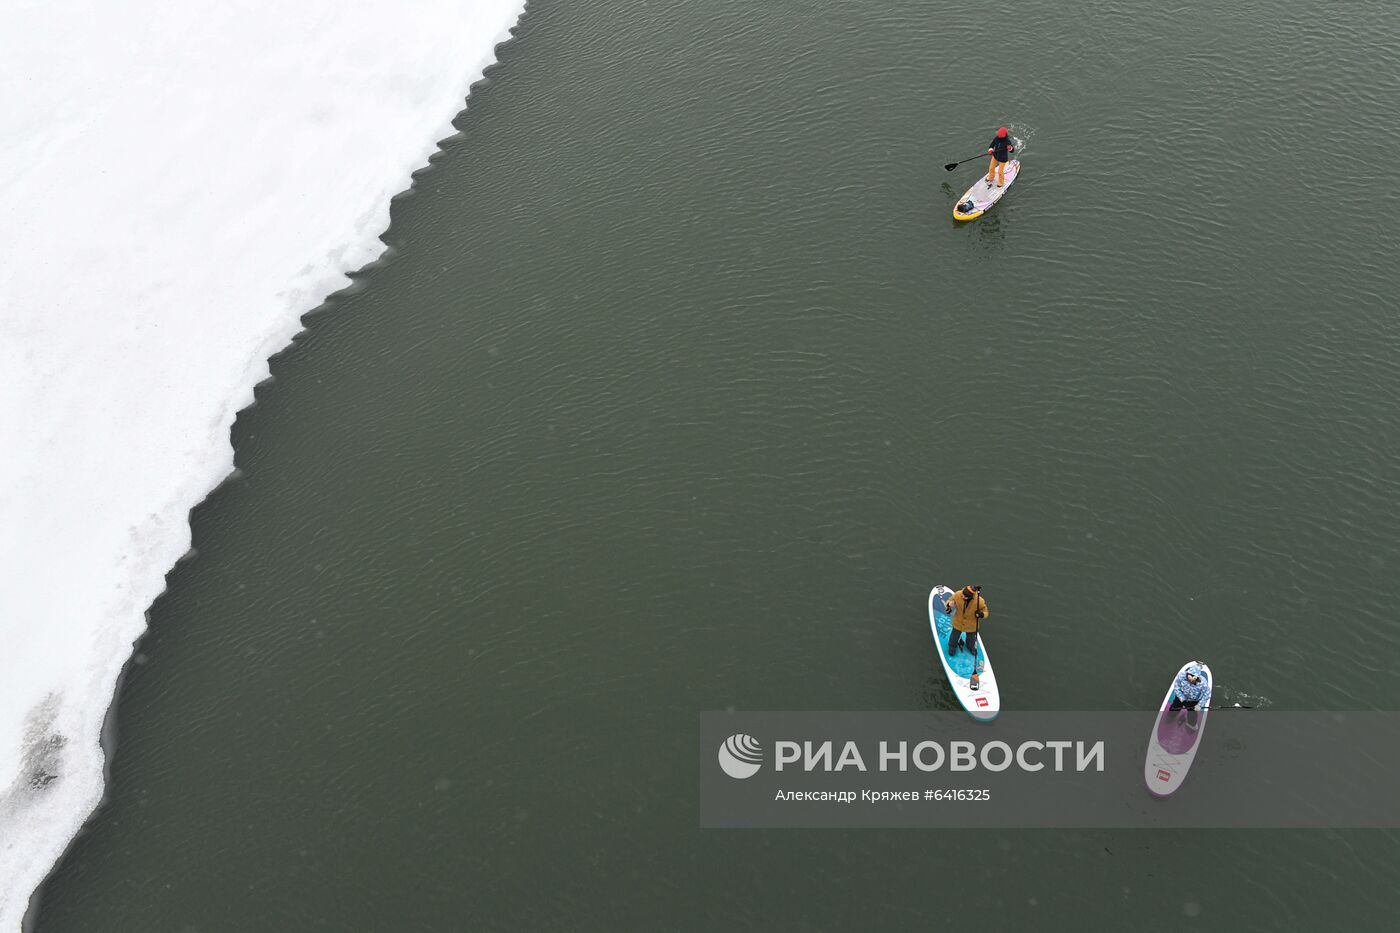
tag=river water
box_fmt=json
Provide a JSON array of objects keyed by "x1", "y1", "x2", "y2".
[{"x1": 33, "y1": 0, "x2": 1400, "y2": 929}]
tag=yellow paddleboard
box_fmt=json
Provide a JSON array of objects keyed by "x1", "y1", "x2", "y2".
[{"x1": 953, "y1": 159, "x2": 1020, "y2": 221}]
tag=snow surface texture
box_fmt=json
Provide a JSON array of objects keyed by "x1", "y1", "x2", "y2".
[{"x1": 0, "y1": 1, "x2": 525, "y2": 925}]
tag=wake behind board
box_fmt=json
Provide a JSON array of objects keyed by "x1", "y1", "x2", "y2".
[
  {"x1": 928, "y1": 585, "x2": 1000, "y2": 720},
  {"x1": 1144, "y1": 661, "x2": 1213, "y2": 797},
  {"x1": 953, "y1": 159, "x2": 1020, "y2": 221}
]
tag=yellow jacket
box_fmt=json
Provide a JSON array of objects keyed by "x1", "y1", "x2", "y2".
[{"x1": 945, "y1": 588, "x2": 989, "y2": 633}]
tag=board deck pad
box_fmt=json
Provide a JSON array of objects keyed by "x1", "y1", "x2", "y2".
[
  {"x1": 1143, "y1": 661, "x2": 1213, "y2": 797},
  {"x1": 953, "y1": 159, "x2": 1019, "y2": 220},
  {"x1": 928, "y1": 585, "x2": 1000, "y2": 720}
]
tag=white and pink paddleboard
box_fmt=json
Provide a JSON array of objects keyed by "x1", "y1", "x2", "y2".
[
  {"x1": 1144, "y1": 660, "x2": 1213, "y2": 797},
  {"x1": 953, "y1": 159, "x2": 1020, "y2": 221}
]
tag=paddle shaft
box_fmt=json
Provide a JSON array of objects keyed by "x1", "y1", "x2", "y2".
[
  {"x1": 943, "y1": 153, "x2": 990, "y2": 171},
  {"x1": 969, "y1": 591, "x2": 982, "y2": 687},
  {"x1": 969, "y1": 622, "x2": 980, "y2": 686}
]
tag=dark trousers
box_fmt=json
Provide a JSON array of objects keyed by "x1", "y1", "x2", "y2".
[
  {"x1": 948, "y1": 629, "x2": 979, "y2": 656},
  {"x1": 1169, "y1": 696, "x2": 1200, "y2": 727}
]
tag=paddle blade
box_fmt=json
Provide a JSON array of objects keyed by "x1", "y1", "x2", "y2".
[{"x1": 943, "y1": 162, "x2": 958, "y2": 171}]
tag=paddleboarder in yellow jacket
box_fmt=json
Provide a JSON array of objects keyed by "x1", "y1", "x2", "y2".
[
  {"x1": 942, "y1": 585, "x2": 988, "y2": 657},
  {"x1": 986, "y1": 127, "x2": 1014, "y2": 187}
]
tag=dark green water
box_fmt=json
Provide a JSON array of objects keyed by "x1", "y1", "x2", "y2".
[{"x1": 34, "y1": 0, "x2": 1400, "y2": 929}]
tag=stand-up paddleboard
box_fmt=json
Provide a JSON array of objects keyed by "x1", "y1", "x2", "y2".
[
  {"x1": 1144, "y1": 661, "x2": 1213, "y2": 797},
  {"x1": 928, "y1": 586, "x2": 1000, "y2": 720},
  {"x1": 953, "y1": 159, "x2": 1020, "y2": 221}
]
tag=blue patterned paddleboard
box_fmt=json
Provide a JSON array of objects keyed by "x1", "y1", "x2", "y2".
[{"x1": 928, "y1": 585, "x2": 1000, "y2": 720}]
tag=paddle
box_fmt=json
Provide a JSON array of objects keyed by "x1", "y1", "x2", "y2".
[
  {"x1": 943, "y1": 153, "x2": 988, "y2": 171},
  {"x1": 969, "y1": 586, "x2": 984, "y2": 690},
  {"x1": 1179, "y1": 673, "x2": 1265, "y2": 727}
]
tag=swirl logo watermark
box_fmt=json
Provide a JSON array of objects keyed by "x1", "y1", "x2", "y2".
[{"x1": 718, "y1": 733, "x2": 763, "y2": 779}]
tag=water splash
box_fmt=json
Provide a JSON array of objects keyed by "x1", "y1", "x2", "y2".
[
  {"x1": 1211, "y1": 685, "x2": 1272, "y2": 709},
  {"x1": 1008, "y1": 122, "x2": 1036, "y2": 156}
]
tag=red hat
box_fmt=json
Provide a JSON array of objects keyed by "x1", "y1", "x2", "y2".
[{"x1": 997, "y1": 126, "x2": 1008, "y2": 137}]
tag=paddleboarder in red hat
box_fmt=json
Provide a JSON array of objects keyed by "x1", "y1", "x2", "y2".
[{"x1": 986, "y1": 127, "x2": 1015, "y2": 187}]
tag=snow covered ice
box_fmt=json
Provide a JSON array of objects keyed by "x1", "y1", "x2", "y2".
[{"x1": 0, "y1": 1, "x2": 525, "y2": 925}]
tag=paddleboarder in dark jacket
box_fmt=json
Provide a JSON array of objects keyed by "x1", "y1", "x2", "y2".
[{"x1": 986, "y1": 127, "x2": 1014, "y2": 187}]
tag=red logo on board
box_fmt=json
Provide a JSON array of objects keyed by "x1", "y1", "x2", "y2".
[
  {"x1": 975, "y1": 697, "x2": 989, "y2": 708},
  {"x1": 1156, "y1": 769, "x2": 1171, "y2": 782}
]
